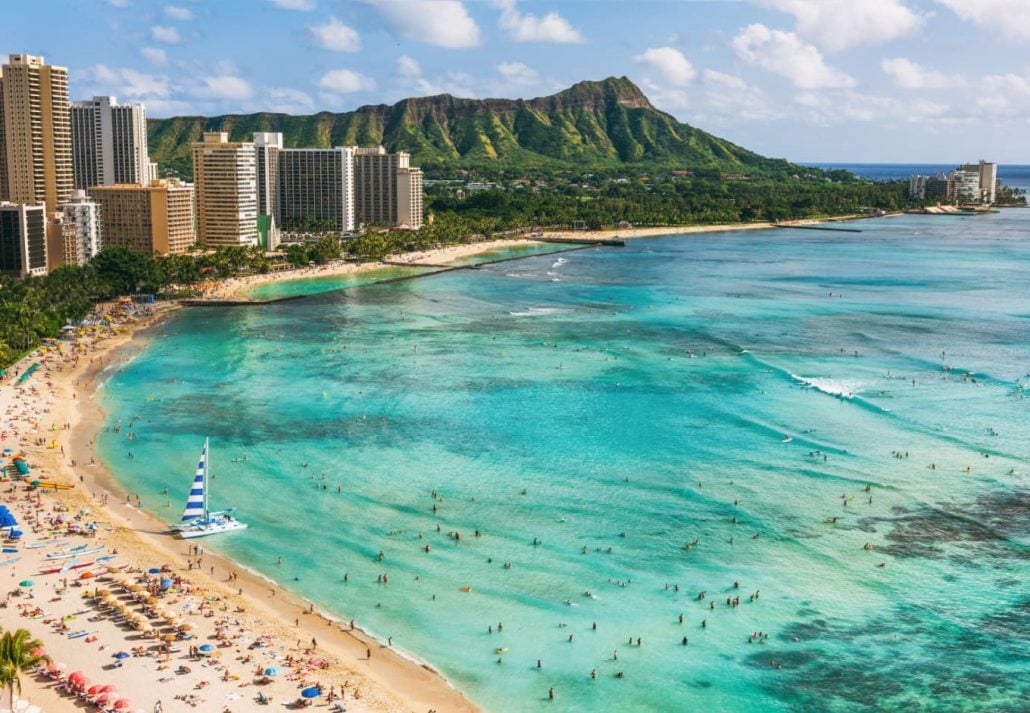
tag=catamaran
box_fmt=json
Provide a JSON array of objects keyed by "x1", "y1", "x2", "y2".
[{"x1": 173, "y1": 438, "x2": 247, "y2": 539}]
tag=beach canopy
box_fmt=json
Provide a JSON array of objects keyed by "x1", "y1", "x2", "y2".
[
  {"x1": 301, "y1": 686, "x2": 322, "y2": 699},
  {"x1": 263, "y1": 667, "x2": 281, "y2": 676}
]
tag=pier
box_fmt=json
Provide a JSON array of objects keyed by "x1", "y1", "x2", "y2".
[{"x1": 773, "y1": 224, "x2": 863, "y2": 233}]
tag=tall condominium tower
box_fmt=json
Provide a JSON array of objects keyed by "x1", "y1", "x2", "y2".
[
  {"x1": 352, "y1": 147, "x2": 423, "y2": 229},
  {"x1": 0, "y1": 202, "x2": 47, "y2": 277},
  {"x1": 90, "y1": 179, "x2": 195, "y2": 255},
  {"x1": 191, "y1": 132, "x2": 257, "y2": 248},
  {"x1": 0, "y1": 54, "x2": 73, "y2": 212},
  {"x1": 71, "y1": 96, "x2": 152, "y2": 189}
]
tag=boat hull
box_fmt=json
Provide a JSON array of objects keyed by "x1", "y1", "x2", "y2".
[{"x1": 177, "y1": 520, "x2": 248, "y2": 539}]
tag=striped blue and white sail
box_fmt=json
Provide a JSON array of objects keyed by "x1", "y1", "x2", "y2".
[{"x1": 180, "y1": 439, "x2": 208, "y2": 523}]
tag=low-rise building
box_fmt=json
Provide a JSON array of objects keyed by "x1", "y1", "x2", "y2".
[{"x1": 89, "y1": 179, "x2": 195, "y2": 255}]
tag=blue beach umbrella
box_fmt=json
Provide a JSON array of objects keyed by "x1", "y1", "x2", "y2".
[
  {"x1": 301, "y1": 686, "x2": 322, "y2": 699},
  {"x1": 263, "y1": 667, "x2": 281, "y2": 676},
  {"x1": 198, "y1": 644, "x2": 214, "y2": 653},
  {"x1": 159, "y1": 578, "x2": 174, "y2": 589},
  {"x1": 9, "y1": 530, "x2": 23, "y2": 538},
  {"x1": 147, "y1": 568, "x2": 161, "y2": 574},
  {"x1": 113, "y1": 652, "x2": 130, "y2": 660}
]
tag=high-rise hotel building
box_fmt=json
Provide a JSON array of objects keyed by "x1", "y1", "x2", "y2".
[
  {"x1": 253, "y1": 132, "x2": 356, "y2": 238},
  {"x1": 353, "y1": 147, "x2": 423, "y2": 229},
  {"x1": 0, "y1": 54, "x2": 73, "y2": 213},
  {"x1": 0, "y1": 202, "x2": 47, "y2": 277},
  {"x1": 58, "y1": 189, "x2": 102, "y2": 264},
  {"x1": 71, "y1": 96, "x2": 152, "y2": 189},
  {"x1": 192, "y1": 132, "x2": 258, "y2": 248}
]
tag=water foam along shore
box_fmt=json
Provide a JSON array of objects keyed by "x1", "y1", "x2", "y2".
[{"x1": 0, "y1": 304, "x2": 477, "y2": 713}]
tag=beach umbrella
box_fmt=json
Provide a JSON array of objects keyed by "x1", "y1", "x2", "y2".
[
  {"x1": 95, "y1": 692, "x2": 112, "y2": 705},
  {"x1": 113, "y1": 652, "x2": 130, "y2": 660},
  {"x1": 113, "y1": 700, "x2": 131, "y2": 710},
  {"x1": 263, "y1": 666, "x2": 281, "y2": 676},
  {"x1": 79, "y1": 571, "x2": 94, "y2": 579},
  {"x1": 301, "y1": 686, "x2": 322, "y2": 699},
  {"x1": 179, "y1": 623, "x2": 193, "y2": 631},
  {"x1": 9, "y1": 529, "x2": 23, "y2": 538},
  {"x1": 18, "y1": 579, "x2": 33, "y2": 587},
  {"x1": 147, "y1": 567, "x2": 161, "y2": 574},
  {"x1": 68, "y1": 671, "x2": 85, "y2": 685},
  {"x1": 198, "y1": 644, "x2": 214, "y2": 653},
  {"x1": 159, "y1": 578, "x2": 174, "y2": 590},
  {"x1": 87, "y1": 684, "x2": 103, "y2": 695},
  {"x1": 30, "y1": 647, "x2": 46, "y2": 657}
]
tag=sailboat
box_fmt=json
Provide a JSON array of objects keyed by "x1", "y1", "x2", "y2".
[{"x1": 173, "y1": 438, "x2": 247, "y2": 539}]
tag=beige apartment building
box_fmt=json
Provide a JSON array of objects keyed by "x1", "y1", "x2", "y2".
[
  {"x1": 0, "y1": 55, "x2": 73, "y2": 212},
  {"x1": 352, "y1": 147, "x2": 423, "y2": 229},
  {"x1": 90, "y1": 179, "x2": 195, "y2": 255},
  {"x1": 191, "y1": 132, "x2": 257, "y2": 248}
]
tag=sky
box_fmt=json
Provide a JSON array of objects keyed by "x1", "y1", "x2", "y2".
[{"x1": 3, "y1": 0, "x2": 1030, "y2": 163}]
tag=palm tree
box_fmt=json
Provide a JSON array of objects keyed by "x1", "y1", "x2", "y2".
[{"x1": 0, "y1": 628, "x2": 49, "y2": 709}]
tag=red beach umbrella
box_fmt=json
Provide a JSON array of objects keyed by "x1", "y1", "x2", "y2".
[
  {"x1": 87, "y1": 684, "x2": 103, "y2": 696},
  {"x1": 79, "y1": 571, "x2": 95, "y2": 579},
  {"x1": 96, "y1": 693, "x2": 111, "y2": 705},
  {"x1": 30, "y1": 647, "x2": 46, "y2": 657},
  {"x1": 113, "y1": 699, "x2": 131, "y2": 710},
  {"x1": 99, "y1": 684, "x2": 118, "y2": 693},
  {"x1": 68, "y1": 671, "x2": 85, "y2": 683}
]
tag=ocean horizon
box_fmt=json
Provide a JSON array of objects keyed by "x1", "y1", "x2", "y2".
[{"x1": 98, "y1": 211, "x2": 1029, "y2": 711}]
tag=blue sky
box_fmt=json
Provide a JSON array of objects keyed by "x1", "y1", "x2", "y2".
[{"x1": 3, "y1": 0, "x2": 1030, "y2": 162}]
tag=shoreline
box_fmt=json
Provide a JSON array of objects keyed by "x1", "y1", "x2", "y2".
[
  {"x1": 2, "y1": 306, "x2": 477, "y2": 712},
  {"x1": 211, "y1": 214, "x2": 896, "y2": 300}
]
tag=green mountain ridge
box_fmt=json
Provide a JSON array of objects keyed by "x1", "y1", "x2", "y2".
[{"x1": 147, "y1": 76, "x2": 797, "y2": 176}]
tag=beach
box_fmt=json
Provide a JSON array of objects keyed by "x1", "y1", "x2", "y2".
[{"x1": 0, "y1": 304, "x2": 477, "y2": 712}]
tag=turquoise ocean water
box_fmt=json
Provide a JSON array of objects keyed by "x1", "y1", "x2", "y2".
[{"x1": 98, "y1": 212, "x2": 1029, "y2": 711}]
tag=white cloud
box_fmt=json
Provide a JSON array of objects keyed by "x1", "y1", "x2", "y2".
[
  {"x1": 264, "y1": 87, "x2": 315, "y2": 113},
  {"x1": 759, "y1": 0, "x2": 924, "y2": 52},
  {"x1": 193, "y1": 75, "x2": 254, "y2": 101},
  {"x1": 164, "y1": 5, "x2": 193, "y2": 20},
  {"x1": 309, "y1": 17, "x2": 361, "y2": 52},
  {"x1": 140, "y1": 46, "x2": 168, "y2": 67},
  {"x1": 496, "y1": 61, "x2": 538, "y2": 86},
  {"x1": 394, "y1": 55, "x2": 476, "y2": 96},
  {"x1": 701, "y1": 69, "x2": 779, "y2": 120},
  {"x1": 494, "y1": 0, "x2": 584, "y2": 43},
  {"x1": 732, "y1": 24, "x2": 855, "y2": 89},
  {"x1": 936, "y1": 0, "x2": 1030, "y2": 41},
  {"x1": 76, "y1": 64, "x2": 171, "y2": 99},
  {"x1": 978, "y1": 71, "x2": 1030, "y2": 114},
  {"x1": 633, "y1": 47, "x2": 696, "y2": 86},
  {"x1": 881, "y1": 57, "x2": 964, "y2": 89},
  {"x1": 267, "y1": 0, "x2": 316, "y2": 9},
  {"x1": 368, "y1": 0, "x2": 481, "y2": 48},
  {"x1": 318, "y1": 68, "x2": 376, "y2": 93},
  {"x1": 151, "y1": 25, "x2": 182, "y2": 44},
  {"x1": 795, "y1": 90, "x2": 947, "y2": 124},
  {"x1": 105, "y1": 0, "x2": 130, "y2": 7}
]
